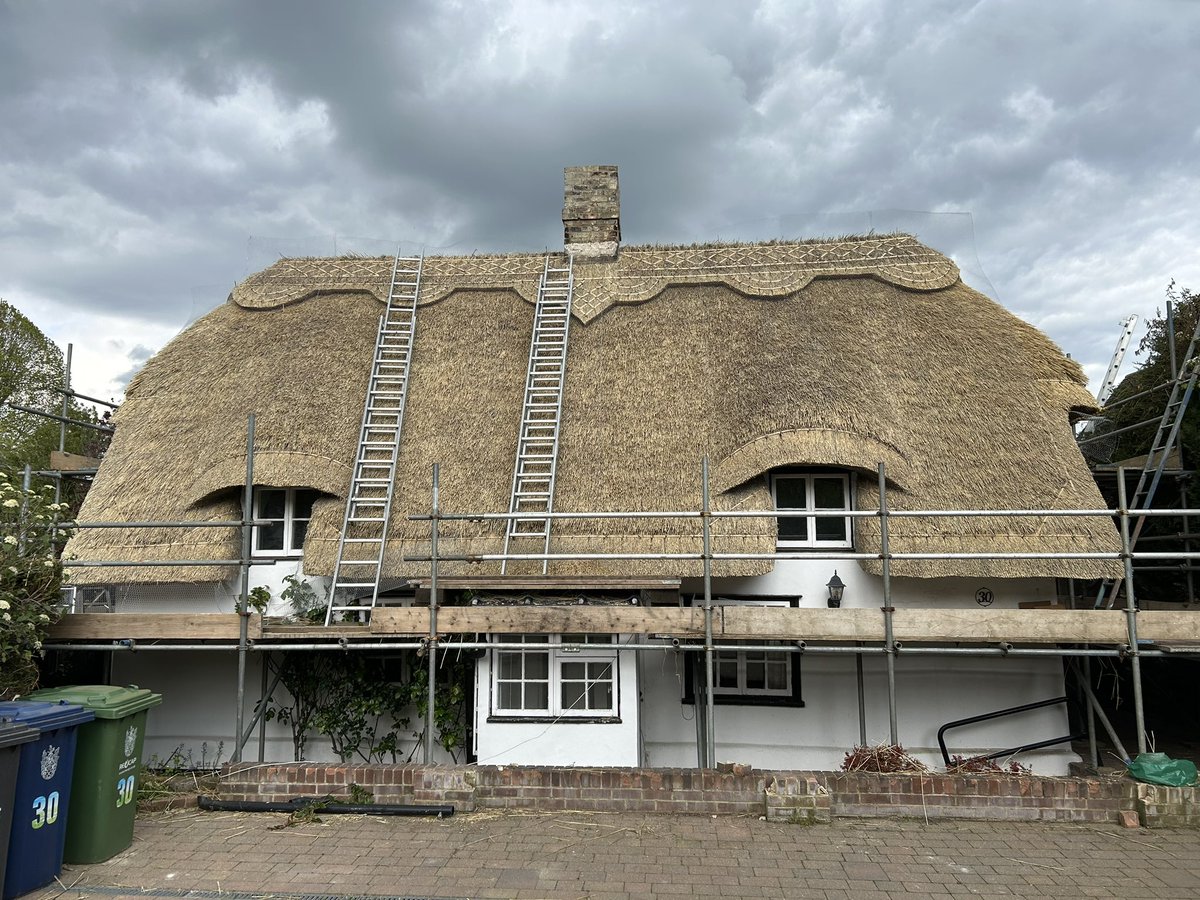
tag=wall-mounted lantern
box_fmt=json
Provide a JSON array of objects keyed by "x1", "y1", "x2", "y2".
[{"x1": 826, "y1": 571, "x2": 846, "y2": 608}]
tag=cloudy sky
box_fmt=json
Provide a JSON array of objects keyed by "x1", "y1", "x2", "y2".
[{"x1": 2, "y1": 0, "x2": 1198, "y2": 404}]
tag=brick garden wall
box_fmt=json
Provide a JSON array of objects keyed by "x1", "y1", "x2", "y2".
[{"x1": 217, "y1": 763, "x2": 1199, "y2": 827}]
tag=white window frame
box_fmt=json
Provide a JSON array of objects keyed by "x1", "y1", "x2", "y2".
[
  {"x1": 772, "y1": 472, "x2": 853, "y2": 549},
  {"x1": 684, "y1": 597, "x2": 804, "y2": 707},
  {"x1": 252, "y1": 487, "x2": 318, "y2": 557},
  {"x1": 713, "y1": 646, "x2": 793, "y2": 699},
  {"x1": 491, "y1": 634, "x2": 619, "y2": 719}
]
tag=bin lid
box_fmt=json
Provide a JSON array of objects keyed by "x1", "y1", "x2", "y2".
[
  {"x1": 0, "y1": 720, "x2": 40, "y2": 749},
  {"x1": 24, "y1": 685, "x2": 162, "y2": 719},
  {"x1": 0, "y1": 699, "x2": 96, "y2": 731}
]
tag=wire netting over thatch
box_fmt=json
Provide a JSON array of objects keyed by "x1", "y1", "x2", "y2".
[{"x1": 66, "y1": 235, "x2": 1121, "y2": 584}]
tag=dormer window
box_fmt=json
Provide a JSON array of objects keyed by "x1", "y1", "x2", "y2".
[
  {"x1": 253, "y1": 487, "x2": 319, "y2": 556},
  {"x1": 771, "y1": 472, "x2": 852, "y2": 548}
]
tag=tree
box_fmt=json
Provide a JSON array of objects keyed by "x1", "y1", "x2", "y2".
[
  {"x1": 0, "y1": 299, "x2": 114, "y2": 513},
  {"x1": 0, "y1": 299, "x2": 67, "y2": 467},
  {"x1": 1102, "y1": 283, "x2": 1200, "y2": 467},
  {"x1": 0, "y1": 473, "x2": 69, "y2": 698}
]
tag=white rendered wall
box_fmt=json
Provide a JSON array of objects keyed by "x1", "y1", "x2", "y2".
[
  {"x1": 110, "y1": 650, "x2": 450, "y2": 766},
  {"x1": 638, "y1": 651, "x2": 1075, "y2": 773},
  {"x1": 694, "y1": 558, "x2": 1057, "y2": 611},
  {"x1": 110, "y1": 651, "x2": 294, "y2": 764},
  {"x1": 473, "y1": 640, "x2": 640, "y2": 766},
  {"x1": 649, "y1": 560, "x2": 1077, "y2": 774},
  {"x1": 100, "y1": 563, "x2": 328, "y2": 618}
]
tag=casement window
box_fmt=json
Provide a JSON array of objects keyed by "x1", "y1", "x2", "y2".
[
  {"x1": 682, "y1": 597, "x2": 804, "y2": 707},
  {"x1": 714, "y1": 646, "x2": 792, "y2": 698},
  {"x1": 684, "y1": 641, "x2": 803, "y2": 707},
  {"x1": 491, "y1": 634, "x2": 618, "y2": 720},
  {"x1": 253, "y1": 487, "x2": 319, "y2": 556},
  {"x1": 772, "y1": 472, "x2": 853, "y2": 548}
]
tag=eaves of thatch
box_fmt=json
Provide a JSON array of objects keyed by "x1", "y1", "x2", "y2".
[{"x1": 65, "y1": 234, "x2": 1121, "y2": 584}]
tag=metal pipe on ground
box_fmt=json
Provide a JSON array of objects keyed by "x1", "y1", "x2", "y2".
[{"x1": 197, "y1": 796, "x2": 454, "y2": 817}]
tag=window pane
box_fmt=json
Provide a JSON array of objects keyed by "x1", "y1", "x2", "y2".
[
  {"x1": 717, "y1": 653, "x2": 739, "y2": 688},
  {"x1": 525, "y1": 652, "x2": 549, "y2": 679},
  {"x1": 587, "y1": 680, "x2": 613, "y2": 710},
  {"x1": 498, "y1": 653, "x2": 523, "y2": 679},
  {"x1": 778, "y1": 515, "x2": 808, "y2": 541},
  {"x1": 813, "y1": 477, "x2": 846, "y2": 509},
  {"x1": 257, "y1": 489, "x2": 286, "y2": 520},
  {"x1": 815, "y1": 515, "x2": 847, "y2": 542},
  {"x1": 524, "y1": 683, "x2": 548, "y2": 709},
  {"x1": 291, "y1": 520, "x2": 309, "y2": 551},
  {"x1": 774, "y1": 477, "x2": 808, "y2": 510},
  {"x1": 765, "y1": 656, "x2": 789, "y2": 691},
  {"x1": 745, "y1": 657, "x2": 766, "y2": 690},
  {"x1": 498, "y1": 682, "x2": 522, "y2": 709},
  {"x1": 561, "y1": 681, "x2": 585, "y2": 710},
  {"x1": 561, "y1": 661, "x2": 585, "y2": 680},
  {"x1": 293, "y1": 489, "x2": 319, "y2": 519},
  {"x1": 257, "y1": 521, "x2": 284, "y2": 551}
]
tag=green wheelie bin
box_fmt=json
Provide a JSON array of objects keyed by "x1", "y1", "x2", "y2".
[{"x1": 24, "y1": 686, "x2": 162, "y2": 864}]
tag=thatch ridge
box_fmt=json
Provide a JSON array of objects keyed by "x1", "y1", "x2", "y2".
[{"x1": 229, "y1": 233, "x2": 962, "y2": 323}]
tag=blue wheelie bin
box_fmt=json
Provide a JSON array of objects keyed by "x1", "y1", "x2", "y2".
[
  {"x1": 0, "y1": 701, "x2": 94, "y2": 900},
  {"x1": 0, "y1": 722, "x2": 38, "y2": 898}
]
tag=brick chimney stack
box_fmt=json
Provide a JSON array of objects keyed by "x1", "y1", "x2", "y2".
[{"x1": 563, "y1": 165, "x2": 620, "y2": 259}]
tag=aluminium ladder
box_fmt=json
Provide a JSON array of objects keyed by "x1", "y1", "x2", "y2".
[
  {"x1": 1078, "y1": 316, "x2": 1137, "y2": 437},
  {"x1": 326, "y1": 253, "x2": 423, "y2": 624},
  {"x1": 1097, "y1": 313, "x2": 1200, "y2": 608},
  {"x1": 501, "y1": 256, "x2": 574, "y2": 575}
]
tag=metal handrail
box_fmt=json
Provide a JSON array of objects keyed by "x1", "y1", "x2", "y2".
[{"x1": 936, "y1": 695, "x2": 1083, "y2": 766}]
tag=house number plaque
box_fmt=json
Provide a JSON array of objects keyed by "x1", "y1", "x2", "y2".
[{"x1": 975, "y1": 588, "x2": 994, "y2": 607}]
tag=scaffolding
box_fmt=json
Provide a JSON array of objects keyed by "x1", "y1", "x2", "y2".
[
  {"x1": 13, "y1": 308, "x2": 1200, "y2": 773},
  {"x1": 28, "y1": 410, "x2": 1200, "y2": 771}
]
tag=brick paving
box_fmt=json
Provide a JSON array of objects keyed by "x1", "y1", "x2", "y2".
[{"x1": 28, "y1": 807, "x2": 1200, "y2": 900}]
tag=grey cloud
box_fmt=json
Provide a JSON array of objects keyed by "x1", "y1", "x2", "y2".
[{"x1": 0, "y1": 0, "x2": 1198, "y2": 393}]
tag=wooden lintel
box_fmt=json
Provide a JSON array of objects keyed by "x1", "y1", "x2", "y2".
[
  {"x1": 372, "y1": 606, "x2": 1200, "y2": 645},
  {"x1": 718, "y1": 607, "x2": 1136, "y2": 643},
  {"x1": 49, "y1": 613, "x2": 262, "y2": 641},
  {"x1": 44, "y1": 608, "x2": 1200, "y2": 647},
  {"x1": 407, "y1": 576, "x2": 682, "y2": 591},
  {"x1": 371, "y1": 605, "x2": 706, "y2": 636}
]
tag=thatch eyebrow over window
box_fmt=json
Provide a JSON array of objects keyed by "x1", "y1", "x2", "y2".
[{"x1": 712, "y1": 429, "x2": 912, "y2": 495}]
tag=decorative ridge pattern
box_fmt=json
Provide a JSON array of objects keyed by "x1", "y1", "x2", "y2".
[{"x1": 231, "y1": 235, "x2": 960, "y2": 321}]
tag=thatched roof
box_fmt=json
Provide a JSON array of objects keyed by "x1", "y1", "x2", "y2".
[{"x1": 66, "y1": 234, "x2": 1121, "y2": 584}]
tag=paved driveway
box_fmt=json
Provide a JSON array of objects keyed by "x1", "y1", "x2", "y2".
[{"x1": 30, "y1": 807, "x2": 1200, "y2": 900}]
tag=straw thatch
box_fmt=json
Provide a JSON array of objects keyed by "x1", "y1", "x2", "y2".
[{"x1": 67, "y1": 234, "x2": 1121, "y2": 584}]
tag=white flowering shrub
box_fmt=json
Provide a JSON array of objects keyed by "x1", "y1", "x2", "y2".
[{"x1": 0, "y1": 471, "x2": 71, "y2": 699}]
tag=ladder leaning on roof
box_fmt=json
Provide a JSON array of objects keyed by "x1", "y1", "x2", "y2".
[
  {"x1": 326, "y1": 252, "x2": 424, "y2": 624},
  {"x1": 1078, "y1": 315, "x2": 1137, "y2": 438},
  {"x1": 1096, "y1": 312, "x2": 1200, "y2": 608},
  {"x1": 501, "y1": 255, "x2": 574, "y2": 575}
]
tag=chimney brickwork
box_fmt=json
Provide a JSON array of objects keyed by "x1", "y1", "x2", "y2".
[{"x1": 563, "y1": 165, "x2": 620, "y2": 259}]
